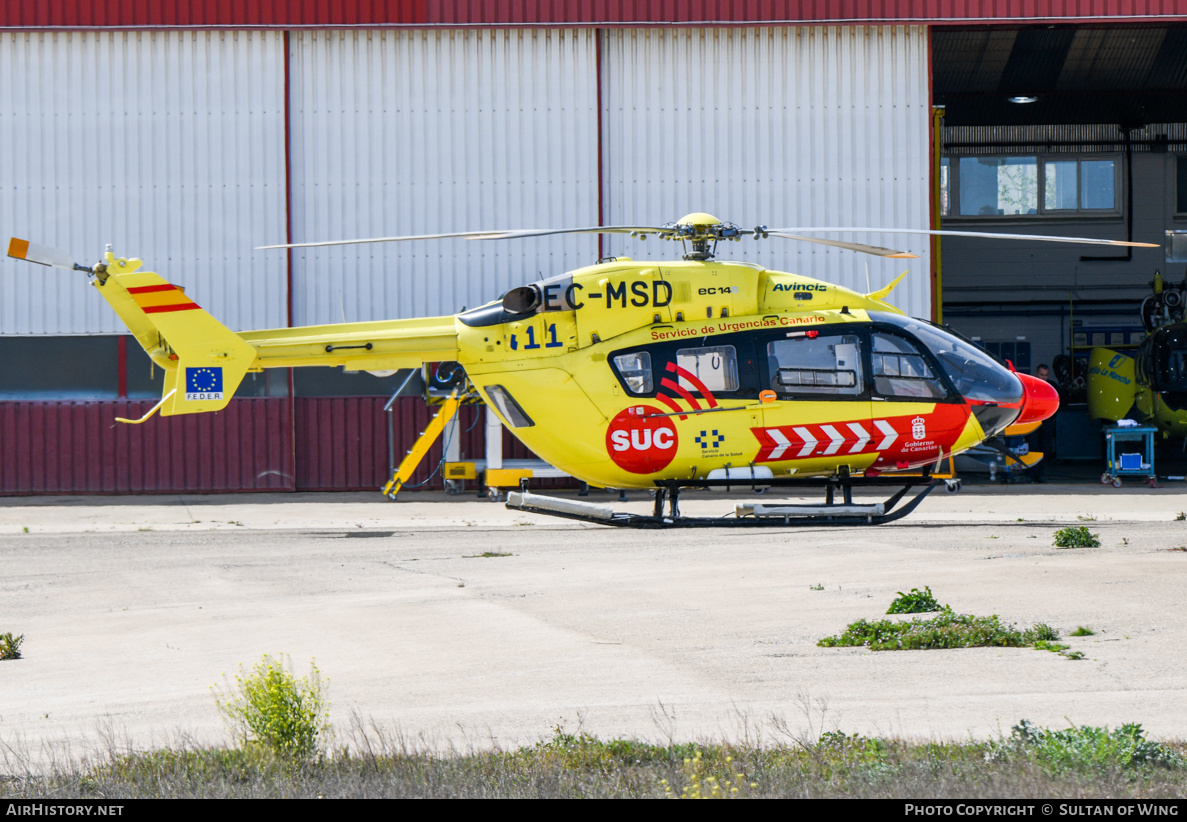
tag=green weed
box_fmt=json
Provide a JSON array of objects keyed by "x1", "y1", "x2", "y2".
[
  {"x1": 1032, "y1": 639, "x2": 1076, "y2": 657},
  {"x1": 995, "y1": 720, "x2": 1182, "y2": 773},
  {"x1": 1030, "y1": 623, "x2": 1059, "y2": 642},
  {"x1": 819, "y1": 609, "x2": 1065, "y2": 653},
  {"x1": 1070, "y1": 626, "x2": 1095, "y2": 637},
  {"x1": 886, "y1": 586, "x2": 944, "y2": 614},
  {"x1": 213, "y1": 654, "x2": 330, "y2": 761},
  {"x1": 0, "y1": 632, "x2": 23, "y2": 660},
  {"x1": 1053, "y1": 526, "x2": 1100, "y2": 548}
]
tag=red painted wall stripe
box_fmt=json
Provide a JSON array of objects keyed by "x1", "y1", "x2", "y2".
[
  {"x1": 0, "y1": 399, "x2": 294, "y2": 495},
  {"x1": 1, "y1": 397, "x2": 573, "y2": 495},
  {"x1": 4, "y1": 0, "x2": 1187, "y2": 28}
]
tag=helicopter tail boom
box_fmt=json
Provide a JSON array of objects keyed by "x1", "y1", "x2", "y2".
[
  {"x1": 237, "y1": 316, "x2": 459, "y2": 372},
  {"x1": 91, "y1": 252, "x2": 459, "y2": 418}
]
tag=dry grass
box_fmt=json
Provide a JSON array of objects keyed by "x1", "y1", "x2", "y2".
[{"x1": 3, "y1": 718, "x2": 1186, "y2": 799}]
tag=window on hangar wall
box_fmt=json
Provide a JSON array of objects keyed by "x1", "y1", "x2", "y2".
[
  {"x1": 1174, "y1": 156, "x2": 1187, "y2": 214},
  {"x1": 941, "y1": 155, "x2": 1120, "y2": 218}
]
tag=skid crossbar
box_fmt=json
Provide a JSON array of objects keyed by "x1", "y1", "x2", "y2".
[{"x1": 506, "y1": 474, "x2": 941, "y2": 528}]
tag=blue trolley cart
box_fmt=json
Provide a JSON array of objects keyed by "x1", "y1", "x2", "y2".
[{"x1": 1101, "y1": 425, "x2": 1157, "y2": 488}]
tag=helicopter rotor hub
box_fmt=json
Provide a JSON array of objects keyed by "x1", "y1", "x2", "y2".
[{"x1": 660, "y1": 214, "x2": 748, "y2": 260}]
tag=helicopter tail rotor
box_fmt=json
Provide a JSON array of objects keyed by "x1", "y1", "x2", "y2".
[{"x1": 7, "y1": 238, "x2": 95, "y2": 273}]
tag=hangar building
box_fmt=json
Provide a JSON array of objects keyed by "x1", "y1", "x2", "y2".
[{"x1": 1, "y1": 1, "x2": 1183, "y2": 493}]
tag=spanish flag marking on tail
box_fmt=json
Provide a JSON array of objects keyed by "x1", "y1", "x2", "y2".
[{"x1": 126, "y1": 284, "x2": 201, "y2": 314}]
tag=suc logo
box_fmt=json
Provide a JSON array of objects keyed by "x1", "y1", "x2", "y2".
[{"x1": 606, "y1": 405, "x2": 679, "y2": 474}]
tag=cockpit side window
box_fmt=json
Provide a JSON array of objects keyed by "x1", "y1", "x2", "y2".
[
  {"x1": 767, "y1": 333, "x2": 864, "y2": 397},
  {"x1": 871, "y1": 332, "x2": 949, "y2": 400},
  {"x1": 612, "y1": 351, "x2": 654, "y2": 395}
]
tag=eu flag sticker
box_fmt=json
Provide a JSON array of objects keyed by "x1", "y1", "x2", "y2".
[{"x1": 185, "y1": 367, "x2": 224, "y2": 401}]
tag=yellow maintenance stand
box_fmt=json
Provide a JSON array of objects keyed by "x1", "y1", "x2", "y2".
[
  {"x1": 382, "y1": 363, "x2": 573, "y2": 500},
  {"x1": 383, "y1": 386, "x2": 464, "y2": 499}
]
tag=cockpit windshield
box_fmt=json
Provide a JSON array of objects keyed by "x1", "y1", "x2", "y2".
[{"x1": 868, "y1": 312, "x2": 1023, "y2": 404}]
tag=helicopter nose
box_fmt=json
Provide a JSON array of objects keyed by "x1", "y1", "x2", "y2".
[{"x1": 1013, "y1": 373, "x2": 1059, "y2": 426}]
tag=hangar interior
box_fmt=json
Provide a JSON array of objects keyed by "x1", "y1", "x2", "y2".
[
  {"x1": 934, "y1": 24, "x2": 1187, "y2": 460},
  {"x1": 3, "y1": 7, "x2": 1187, "y2": 493}
]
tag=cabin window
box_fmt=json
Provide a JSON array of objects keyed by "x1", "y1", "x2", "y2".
[
  {"x1": 871, "y1": 333, "x2": 948, "y2": 399},
  {"x1": 484, "y1": 384, "x2": 535, "y2": 428},
  {"x1": 767, "y1": 333, "x2": 864, "y2": 397},
  {"x1": 612, "y1": 351, "x2": 653, "y2": 394},
  {"x1": 675, "y1": 346, "x2": 739, "y2": 393}
]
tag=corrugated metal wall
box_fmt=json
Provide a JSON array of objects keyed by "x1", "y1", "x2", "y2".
[
  {"x1": 0, "y1": 397, "x2": 581, "y2": 495},
  {"x1": 0, "y1": 30, "x2": 289, "y2": 335},
  {"x1": 1, "y1": 26, "x2": 929, "y2": 331},
  {"x1": 287, "y1": 28, "x2": 601, "y2": 324},
  {"x1": 602, "y1": 26, "x2": 932, "y2": 319},
  {"x1": 0, "y1": 23, "x2": 934, "y2": 493},
  {"x1": 2, "y1": 26, "x2": 930, "y2": 333},
  {"x1": 292, "y1": 398, "x2": 576, "y2": 491},
  {"x1": 284, "y1": 26, "x2": 930, "y2": 323},
  {"x1": 0, "y1": 399, "x2": 293, "y2": 494}
]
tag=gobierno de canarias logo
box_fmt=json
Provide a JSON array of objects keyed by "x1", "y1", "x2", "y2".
[{"x1": 606, "y1": 405, "x2": 679, "y2": 474}]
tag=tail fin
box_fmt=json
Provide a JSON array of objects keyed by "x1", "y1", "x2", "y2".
[
  {"x1": 93, "y1": 251, "x2": 257, "y2": 417},
  {"x1": 1086, "y1": 347, "x2": 1138, "y2": 422},
  {"x1": 866, "y1": 270, "x2": 908, "y2": 303}
]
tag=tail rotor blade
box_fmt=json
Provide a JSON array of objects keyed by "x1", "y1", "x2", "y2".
[{"x1": 7, "y1": 238, "x2": 84, "y2": 270}]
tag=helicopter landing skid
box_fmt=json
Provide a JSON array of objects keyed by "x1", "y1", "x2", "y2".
[{"x1": 505, "y1": 476, "x2": 943, "y2": 528}]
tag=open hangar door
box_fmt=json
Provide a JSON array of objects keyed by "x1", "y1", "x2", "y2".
[{"x1": 933, "y1": 24, "x2": 1187, "y2": 468}]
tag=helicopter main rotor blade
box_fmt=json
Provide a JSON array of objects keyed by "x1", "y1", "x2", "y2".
[
  {"x1": 764, "y1": 227, "x2": 1159, "y2": 248},
  {"x1": 765, "y1": 233, "x2": 918, "y2": 258},
  {"x1": 256, "y1": 225, "x2": 666, "y2": 250},
  {"x1": 7, "y1": 238, "x2": 83, "y2": 270}
]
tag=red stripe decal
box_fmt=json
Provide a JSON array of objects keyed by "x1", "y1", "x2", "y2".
[
  {"x1": 660, "y1": 377, "x2": 703, "y2": 412},
  {"x1": 664, "y1": 361, "x2": 720, "y2": 407},
  {"x1": 127, "y1": 284, "x2": 178, "y2": 294},
  {"x1": 142, "y1": 303, "x2": 202, "y2": 314},
  {"x1": 654, "y1": 392, "x2": 687, "y2": 420}
]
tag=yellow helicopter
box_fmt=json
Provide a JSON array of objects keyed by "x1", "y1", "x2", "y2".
[
  {"x1": 1087, "y1": 271, "x2": 1187, "y2": 441},
  {"x1": 8, "y1": 214, "x2": 1153, "y2": 527}
]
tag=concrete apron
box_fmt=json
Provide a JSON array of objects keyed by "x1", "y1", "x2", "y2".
[{"x1": 2, "y1": 485, "x2": 1186, "y2": 769}]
